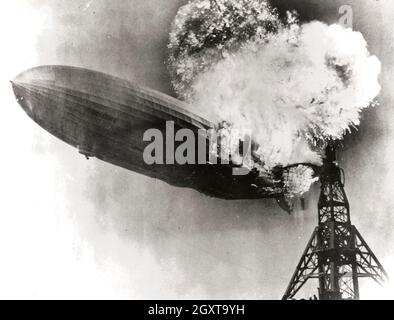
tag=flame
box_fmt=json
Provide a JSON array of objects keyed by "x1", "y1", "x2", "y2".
[{"x1": 168, "y1": 0, "x2": 381, "y2": 199}]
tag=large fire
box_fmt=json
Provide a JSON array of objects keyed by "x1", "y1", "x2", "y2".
[{"x1": 168, "y1": 0, "x2": 381, "y2": 206}]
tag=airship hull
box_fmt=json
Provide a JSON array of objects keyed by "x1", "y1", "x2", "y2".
[{"x1": 12, "y1": 65, "x2": 283, "y2": 200}]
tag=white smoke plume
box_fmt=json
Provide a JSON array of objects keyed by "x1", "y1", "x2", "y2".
[
  {"x1": 192, "y1": 21, "x2": 381, "y2": 167},
  {"x1": 168, "y1": 0, "x2": 381, "y2": 200}
]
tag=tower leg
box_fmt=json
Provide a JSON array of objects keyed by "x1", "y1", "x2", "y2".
[
  {"x1": 353, "y1": 226, "x2": 388, "y2": 287},
  {"x1": 282, "y1": 228, "x2": 319, "y2": 300}
]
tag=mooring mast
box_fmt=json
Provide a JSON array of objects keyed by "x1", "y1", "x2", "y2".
[{"x1": 283, "y1": 144, "x2": 388, "y2": 300}]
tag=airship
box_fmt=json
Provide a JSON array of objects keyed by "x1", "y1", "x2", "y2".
[{"x1": 11, "y1": 65, "x2": 294, "y2": 210}]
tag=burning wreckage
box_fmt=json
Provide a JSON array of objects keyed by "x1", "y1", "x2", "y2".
[
  {"x1": 12, "y1": 65, "x2": 313, "y2": 212},
  {"x1": 12, "y1": 0, "x2": 381, "y2": 212}
]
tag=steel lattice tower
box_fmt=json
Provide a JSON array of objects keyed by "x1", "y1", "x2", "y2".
[{"x1": 283, "y1": 144, "x2": 388, "y2": 300}]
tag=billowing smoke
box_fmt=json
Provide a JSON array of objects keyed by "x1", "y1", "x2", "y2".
[{"x1": 168, "y1": 0, "x2": 381, "y2": 203}]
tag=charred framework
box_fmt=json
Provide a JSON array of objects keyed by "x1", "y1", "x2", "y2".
[{"x1": 283, "y1": 144, "x2": 388, "y2": 300}]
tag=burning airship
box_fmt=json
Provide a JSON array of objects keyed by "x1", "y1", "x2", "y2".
[
  {"x1": 11, "y1": 1, "x2": 381, "y2": 213},
  {"x1": 12, "y1": 65, "x2": 294, "y2": 209}
]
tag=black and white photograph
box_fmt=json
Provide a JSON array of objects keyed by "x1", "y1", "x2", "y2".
[{"x1": 0, "y1": 0, "x2": 393, "y2": 304}]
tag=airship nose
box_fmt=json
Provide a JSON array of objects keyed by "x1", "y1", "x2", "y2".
[
  {"x1": 11, "y1": 79, "x2": 35, "y2": 116},
  {"x1": 11, "y1": 80, "x2": 24, "y2": 103}
]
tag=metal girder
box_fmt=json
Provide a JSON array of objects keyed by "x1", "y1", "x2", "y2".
[
  {"x1": 282, "y1": 229, "x2": 319, "y2": 300},
  {"x1": 282, "y1": 145, "x2": 387, "y2": 300},
  {"x1": 353, "y1": 226, "x2": 388, "y2": 285}
]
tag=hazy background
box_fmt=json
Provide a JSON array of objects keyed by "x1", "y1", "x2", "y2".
[{"x1": 0, "y1": 0, "x2": 393, "y2": 299}]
